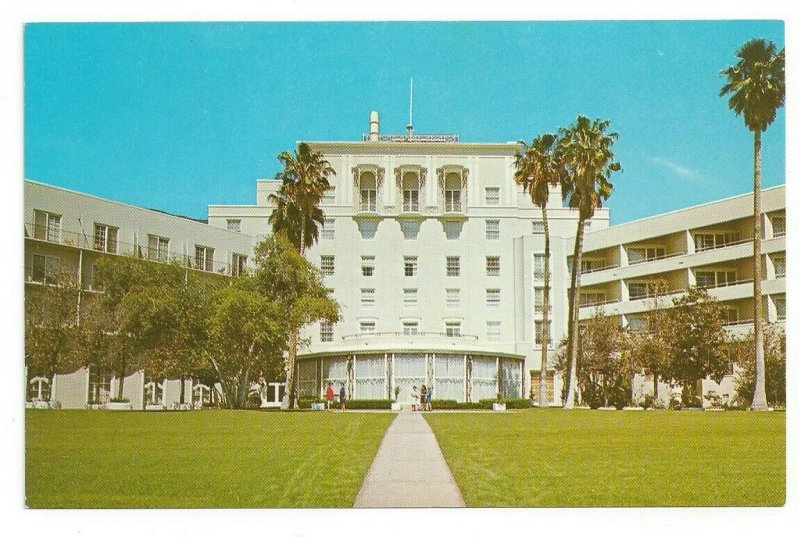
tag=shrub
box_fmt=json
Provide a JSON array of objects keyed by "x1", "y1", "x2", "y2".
[
  {"x1": 109, "y1": 397, "x2": 130, "y2": 403},
  {"x1": 431, "y1": 399, "x2": 459, "y2": 410},
  {"x1": 344, "y1": 399, "x2": 392, "y2": 410}
]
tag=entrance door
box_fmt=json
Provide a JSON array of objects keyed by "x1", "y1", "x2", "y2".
[{"x1": 393, "y1": 353, "x2": 426, "y2": 403}]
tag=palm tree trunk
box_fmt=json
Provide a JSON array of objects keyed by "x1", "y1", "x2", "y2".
[
  {"x1": 564, "y1": 218, "x2": 586, "y2": 408},
  {"x1": 751, "y1": 130, "x2": 768, "y2": 410},
  {"x1": 539, "y1": 207, "x2": 551, "y2": 408},
  {"x1": 653, "y1": 372, "x2": 658, "y2": 404}
]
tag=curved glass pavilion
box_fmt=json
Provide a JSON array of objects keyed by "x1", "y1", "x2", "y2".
[{"x1": 297, "y1": 332, "x2": 524, "y2": 403}]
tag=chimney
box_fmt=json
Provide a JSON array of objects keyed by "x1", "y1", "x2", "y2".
[{"x1": 369, "y1": 111, "x2": 380, "y2": 141}]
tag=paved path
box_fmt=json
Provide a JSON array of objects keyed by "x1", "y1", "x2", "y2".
[{"x1": 354, "y1": 410, "x2": 466, "y2": 508}]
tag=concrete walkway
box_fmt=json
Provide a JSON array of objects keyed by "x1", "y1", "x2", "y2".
[{"x1": 354, "y1": 410, "x2": 466, "y2": 508}]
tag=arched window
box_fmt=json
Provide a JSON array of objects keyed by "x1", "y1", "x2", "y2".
[
  {"x1": 402, "y1": 172, "x2": 420, "y2": 212},
  {"x1": 444, "y1": 172, "x2": 462, "y2": 212},
  {"x1": 360, "y1": 172, "x2": 377, "y2": 212}
]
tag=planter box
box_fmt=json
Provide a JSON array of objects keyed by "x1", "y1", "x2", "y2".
[
  {"x1": 391, "y1": 402, "x2": 402, "y2": 411},
  {"x1": 492, "y1": 403, "x2": 506, "y2": 411},
  {"x1": 106, "y1": 402, "x2": 133, "y2": 411},
  {"x1": 622, "y1": 406, "x2": 644, "y2": 411},
  {"x1": 705, "y1": 407, "x2": 725, "y2": 412},
  {"x1": 597, "y1": 406, "x2": 617, "y2": 411},
  {"x1": 311, "y1": 402, "x2": 325, "y2": 411},
  {"x1": 145, "y1": 404, "x2": 166, "y2": 411}
]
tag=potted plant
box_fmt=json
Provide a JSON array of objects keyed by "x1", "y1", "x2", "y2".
[
  {"x1": 391, "y1": 386, "x2": 401, "y2": 410},
  {"x1": 492, "y1": 392, "x2": 506, "y2": 412}
]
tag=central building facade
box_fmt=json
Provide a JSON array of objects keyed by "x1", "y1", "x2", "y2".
[{"x1": 209, "y1": 112, "x2": 608, "y2": 404}]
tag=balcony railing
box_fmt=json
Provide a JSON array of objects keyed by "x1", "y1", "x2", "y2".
[
  {"x1": 578, "y1": 262, "x2": 620, "y2": 275},
  {"x1": 627, "y1": 250, "x2": 685, "y2": 265},
  {"x1": 694, "y1": 236, "x2": 752, "y2": 252},
  {"x1": 696, "y1": 278, "x2": 754, "y2": 291},
  {"x1": 25, "y1": 222, "x2": 244, "y2": 276},
  {"x1": 341, "y1": 331, "x2": 479, "y2": 342}
]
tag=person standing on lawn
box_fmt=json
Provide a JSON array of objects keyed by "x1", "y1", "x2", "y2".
[
  {"x1": 420, "y1": 385, "x2": 427, "y2": 412},
  {"x1": 339, "y1": 383, "x2": 346, "y2": 411},
  {"x1": 325, "y1": 382, "x2": 334, "y2": 410},
  {"x1": 426, "y1": 385, "x2": 432, "y2": 411},
  {"x1": 411, "y1": 385, "x2": 419, "y2": 411}
]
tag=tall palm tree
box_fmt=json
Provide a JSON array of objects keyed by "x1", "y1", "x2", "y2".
[
  {"x1": 514, "y1": 133, "x2": 560, "y2": 408},
  {"x1": 558, "y1": 116, "x2": 621, "y2": 409},
  {"x1": 720, "y1": 38, "x2": 785, "y2": 411},
  {"x1": 268, "y1": 142, "x2": 335, "y2": 408}
]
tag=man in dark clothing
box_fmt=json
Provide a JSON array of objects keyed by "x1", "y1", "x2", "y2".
[{"x1": 339, "y1": 384, "x2": 346, "y2": 411}]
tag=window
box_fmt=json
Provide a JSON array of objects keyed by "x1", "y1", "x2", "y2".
[
  {"x1": 359, "y1": 320, "x2": 376, "y2": 334},
  {"x1": 534, "y1": 287, "x2": 552, "y2": 312},
  {"x1": 360, "y1": 173, "x2": 377, "y2": 212},
  {"x1": 486, "y1": 256, "x2": 500, "y2": 276},
  {"x1": 321, "y1": 218, "x2": 335, "y2": 240},
  {"x1": 485, "y1": 220, "x2": 500, "y2": 240},
  {"x1": 628, "y1": 281, "x2": 666, "y2": 300},
  {"x1": 321, "y1": 256, "x2": 335, "y2": 276},
  {"x1": 93, "y1": 223, "x2": 118, "y2": 254},
  {"x1": 532, "y1": 221, "x2": 545, "y2": 234},
  {"x1": 446, "y1": 256, "x2": 460, "y2": 277},
  {"x1": 361, "y1": 256, "x2": 375, "y2": 277},
  {"x1": 320, "y1": 321, "x2": 334, "y2": 342},
  {"x1": 232, "y1": 254, "x2": 248, "y2": 276},
  {"x1": 694, "y1": 232, "x2": 741, "y2": 252},
  {"x1": 147, "y1": 235, "x2": 170, "y2": 262},
  {"x1": 444, "y1": 173, "x2": 462, "y2": 212},
  {"x1": 628, "y1": 246, "x2": 666, "y2": 264},
  {"x1": 33, "y1": 210, "x2": 61, "y2": 243},
  {"x1": 31, "y1": 254, "x2": 60, "y2": 283},
  {"x1": 486, "y1": 288, "x2": 500, "y2": 308},
  {"x1": 194, "y1": 246, "x2": 214, "y2": 272},
  {"x1": 402, "y1": 321, "x2": 419, "y2": 336},
  {"x1": 403, "y1": 288, "x2": 418, "y2": 307},
  {"x1": 579, "y1": 292, "x2": 606, "y2": 307},
  {"x1": 446, "y1": 288, "x2": 460, "y2": 308},
  {"x1": 486, "y1": 321, "x2": 501, "y2": 342},
  {"x1": 775, "y1": 296, "x2": 786, "y2": 320},
  {"x1": 361, "y1": 288, "x2": 376, "y2": 308},
  {"x1": 404, "y1": 256, "x2": 418, "y2": 277},
  {"x1": 445, "y1": 321, "x2": 462, "y2": 338},
  {"x1": 402, "y1": 172, "x2": 420, "y2": 212},
  {"x1": 772, "y1": 215, "x2": 786, "y2": 238},
  {"x1": 723, "y1": 308, "x2": 739, "y2": 324},
  {"x1": 485, "y1": 187, "x2": 500, "y2": 205},
  {"x1": 226, "y1": 219, "x2": 241, "y2": 232},
  {"x1": 322, "y1": 187, "x2": 336, "y2": 205},
  {"x1": 534, "y1": 320, "x2": 552, "y2": 346},
  {"x1": 773, "y1": 254, "x2": 786, "y2": 278},
  {"x1": 533, "y1": 254, "x2": 547, "y2": 279},
  {"x1": 696, "y1": 270, "x2": 737, "y2": 289}
]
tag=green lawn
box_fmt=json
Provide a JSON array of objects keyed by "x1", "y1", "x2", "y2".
[
  {"x1": 425, "y1": 410, "x2": 785, "y2": 507},
  {"x1": 26, "y1": 409, "x2": 394, "y2": 508}
]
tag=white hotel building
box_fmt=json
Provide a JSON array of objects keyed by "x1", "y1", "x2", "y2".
[{"x1": 24, "y1": 112, "x2": 785, "y2": 408}]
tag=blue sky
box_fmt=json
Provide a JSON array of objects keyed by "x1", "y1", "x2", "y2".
[{"x1": 24, "y1": 21, "x2": 785, "y2": 224}]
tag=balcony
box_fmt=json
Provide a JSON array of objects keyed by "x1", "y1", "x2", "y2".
[{"x1": 25, "y1": 221, "x2": 244, "y2": 277}]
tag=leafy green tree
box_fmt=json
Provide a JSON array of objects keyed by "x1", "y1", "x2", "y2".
[
  {"x1": 662, "y1": 288, "x2": 731, "y2": 406},
  {"x1": 267, "y1": 143, "x2": 336, "y2": 407},
  {"x1": 251, "y1": 234, "x2": 340, "y2": 407},
  {"x1": 719, "y1": 38, "x2": 785, "y2": 410},
  {"x1": 627, "y1": 280, "x2": 671, "y2": 402},
  {"x1": 24, "y1": 269, "x2": 83, "y2": 397},
  {"x1": 731, "y1": 325, "x2": 785, "y2": 407},
  {"x1": 515, "y1": 133, "x2": 560, "y2": 407},
  {"x1": 207, "y1": 278, "x2": 286, "y2": 409},
  {"x1": 558, "y1": 116, "x2": 622, "y2": 408},
  {"x1": 576, "y1": 310, "x2": 632, "y2": 409}
]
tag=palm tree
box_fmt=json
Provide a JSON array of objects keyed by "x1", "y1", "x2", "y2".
[
  {"x1": 514, "y1": 133, "x2": 560, "y2": 408},
  {"x1": 720, "y1": 38, "x2": 785, "y2": 411},
  {"x1": 558, "y1": 116, "x2": 621, "y2": 409},
  {"x1": 268, "y1": 142, "x2": 335, "y2": 408}
]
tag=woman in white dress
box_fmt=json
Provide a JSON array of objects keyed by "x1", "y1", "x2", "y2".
[{"x1": 411, "y1": 385, "x2": 419, "y2": 411}]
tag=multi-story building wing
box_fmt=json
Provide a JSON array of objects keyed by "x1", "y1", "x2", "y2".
[
  {"x1": 576, "y1": 185, "x2": 786, "y2": 404},
  {"x1": 209, "y1": 112, "x2": 609, "y2": 404},
  {"x1": 24, "y1": 180, "x2": 256, "y2": 409}
]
